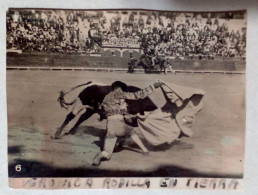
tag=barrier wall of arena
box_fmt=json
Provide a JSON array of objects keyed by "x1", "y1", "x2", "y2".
[{"x1": 7, "y1": 53, "x2": 245, "y2": 71}]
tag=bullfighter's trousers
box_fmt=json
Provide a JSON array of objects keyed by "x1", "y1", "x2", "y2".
[
  {"x1": 101, "y1": 114, "x2": 132, "y2": 159},
  {"x1": 101, "y1": 114, "x2": 148, "y2": 159}
]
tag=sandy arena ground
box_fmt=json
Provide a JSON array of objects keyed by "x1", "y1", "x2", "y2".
[{"x1": 7, "y1": 70, "x2": 245, "y2": 178}]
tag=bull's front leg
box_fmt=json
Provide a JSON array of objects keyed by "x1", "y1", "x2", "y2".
[
  {"x1": 52, "y1": 98, "x2": 84, "y2": 139},
  {"x1": 51, "y1": 112, "x2": 75, "y2": 139}
]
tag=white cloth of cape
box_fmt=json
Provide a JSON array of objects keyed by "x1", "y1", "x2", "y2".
[{"x1": 137, "y1": 81, "x2": 205, "y2": 146}]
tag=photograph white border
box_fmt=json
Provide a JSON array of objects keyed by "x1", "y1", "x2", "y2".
[{"x1": 1, "y1": 0, "x2": 257, "y2": 194}]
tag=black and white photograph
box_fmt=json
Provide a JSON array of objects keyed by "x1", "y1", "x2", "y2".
[{"x1": 6, "y1": 8, "x2": 246, "y2": 189}]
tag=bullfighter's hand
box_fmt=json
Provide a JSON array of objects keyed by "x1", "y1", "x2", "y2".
[{"x1": 153, "y1": 80, "x2": 163, "y2": 88}]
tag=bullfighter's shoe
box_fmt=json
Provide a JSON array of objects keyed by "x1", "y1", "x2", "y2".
[
  {"x1": 92, "y1": 151, "x2": 104, "y2": 166},
  {"x1": 92, "y1": 151, "x2": 112, "y2": 166}
]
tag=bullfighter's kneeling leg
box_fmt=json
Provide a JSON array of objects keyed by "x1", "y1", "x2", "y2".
[
  {"x1": 130, "y1": 133, "x2": 149, "y2": 155},
  {"x1": 92, "y1": 136, "x2": 117, "y2": 166}
]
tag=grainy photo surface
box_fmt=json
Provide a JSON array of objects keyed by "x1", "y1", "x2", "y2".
[{"x1": 7, "y1": 8, "x2": 246, "y2": 189}]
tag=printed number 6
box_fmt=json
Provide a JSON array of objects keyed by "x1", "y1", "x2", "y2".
[{"x1": 15, "y1": 164, "x2": 21, "y2": 172}]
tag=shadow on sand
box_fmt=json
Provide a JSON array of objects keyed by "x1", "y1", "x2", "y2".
[
  {"x1": 8, "y1": 159, "x2": 242, "y2": 178},
  {"x1": 75, "y1": 126, "x2": 106, "y2": 138},
  {"x1": 8, "y1": 145, "x2": 23, "y2": 154}
]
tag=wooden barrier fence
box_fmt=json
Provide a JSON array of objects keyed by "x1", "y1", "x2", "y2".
[{"x1": 6, "y1": 66, "x2": 246, "y2": 74}]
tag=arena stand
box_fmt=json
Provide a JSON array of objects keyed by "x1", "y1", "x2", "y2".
[{"x1": 6, "y1": 9, "x2": 246, "y2": 73}]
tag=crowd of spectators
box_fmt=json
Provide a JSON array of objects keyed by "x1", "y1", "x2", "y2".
[{"x1": 7, "y1": 10, "x2": 246, "y2": 58}]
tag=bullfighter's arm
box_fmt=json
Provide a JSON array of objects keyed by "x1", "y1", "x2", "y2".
[{"x1": 117, "y1": 82, "x2": 162, "y2": 100}]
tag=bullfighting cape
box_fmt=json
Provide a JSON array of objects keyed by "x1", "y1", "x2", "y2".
[{"x1": 137, "y1": 81, "x2": 205, "y2": 146}]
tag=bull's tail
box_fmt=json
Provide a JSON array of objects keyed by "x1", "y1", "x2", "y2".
[
  {"x1": 57, "y1": 81, "x2": 92, "y2": 109},
  {"x1": 57, "y1": 90, "x2": 76, "y2": 110}
]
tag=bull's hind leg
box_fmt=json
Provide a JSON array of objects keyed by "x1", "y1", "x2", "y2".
[{"x1": 67, "y1": 109, "x2": 95, "y2": 135}]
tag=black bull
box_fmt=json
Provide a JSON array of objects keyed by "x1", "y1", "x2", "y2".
[{"x1": 52, "y1": 82, "x2": 157, "y2": 139}]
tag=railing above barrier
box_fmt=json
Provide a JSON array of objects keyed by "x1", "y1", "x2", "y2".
[{"x1": 6, "y1": 66, "x2": 246, "y2": 74}]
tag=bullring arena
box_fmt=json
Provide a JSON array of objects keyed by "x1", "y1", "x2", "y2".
[{"x1": 7, "y1": 55, "x2": 245, "y2": 178}]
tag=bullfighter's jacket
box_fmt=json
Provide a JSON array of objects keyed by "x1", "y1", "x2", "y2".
[{"x1": 101, "y1": 84, "x2": 155, "y2": 117}]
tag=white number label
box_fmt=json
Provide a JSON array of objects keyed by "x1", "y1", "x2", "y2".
[{"x1": 15, "y1": 164, "x2": 21, "y2": 172}]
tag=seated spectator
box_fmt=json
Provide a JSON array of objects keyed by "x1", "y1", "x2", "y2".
[{"x1": 6, "y1": 10, "x2": 246, "y2": 58}]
